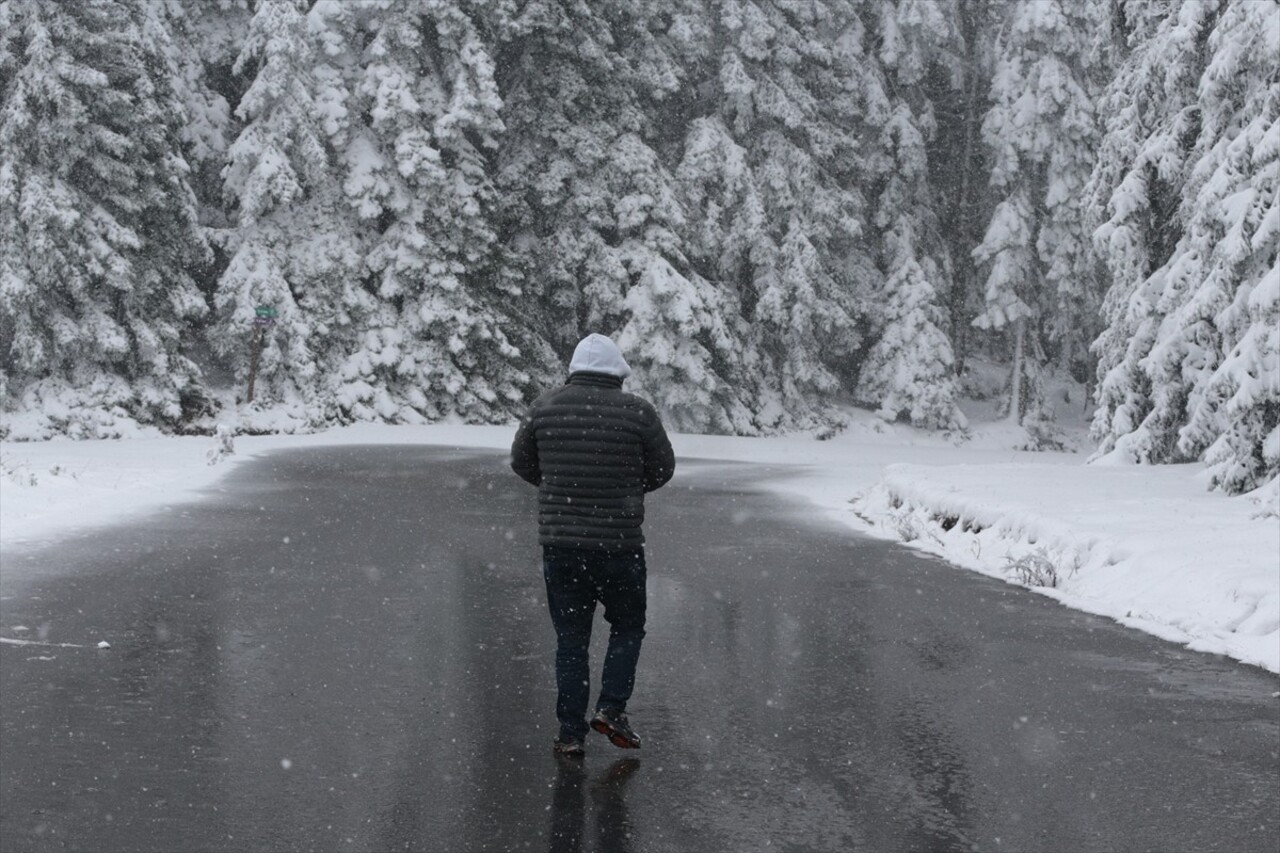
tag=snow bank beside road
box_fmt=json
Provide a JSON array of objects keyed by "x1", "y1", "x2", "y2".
[
  {"x1": 853, "y1": 463, "x2": 1280, "y2": 673},
  {"x1": 0, "y1": 424, "x2": 516, "y2": 551}
]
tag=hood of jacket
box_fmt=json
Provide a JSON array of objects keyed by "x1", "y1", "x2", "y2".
[{"x1": 568, "y1": 333, "x2": 631, "y2": 379}]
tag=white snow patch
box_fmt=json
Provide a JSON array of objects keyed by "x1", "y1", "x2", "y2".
[
  {"x1": 0, "y1": 423, "x2": 515, "y2": 552},
  {"x1": 852, "y1": 463, "x2": 1279, "y2": 673},
  {"x1": 0, "y1": 637, "x2": 87, "y2": 649}
]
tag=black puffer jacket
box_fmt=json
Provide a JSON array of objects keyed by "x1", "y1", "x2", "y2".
[{"x1": 510, "y1": 372, "x2": 675, "y2": 551}]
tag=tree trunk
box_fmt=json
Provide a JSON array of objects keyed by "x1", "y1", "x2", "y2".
[
  {"x1": 951, "y1": 0, "x2": 984, "y2": 374},
  {"x1": 1008, "y1": 317, "x2": 1025, "y2": 425},
  {"x1": 246, "y1": 325, "x2": 264, "y2": 404}
]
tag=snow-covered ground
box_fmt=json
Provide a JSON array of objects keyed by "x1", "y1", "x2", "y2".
[
  {"x1": 2, "y1": 412, "x2": 1276, "y2": 674},
  {"x1": 853, "y1": 463, "x2": 1278, "y2": 673}
]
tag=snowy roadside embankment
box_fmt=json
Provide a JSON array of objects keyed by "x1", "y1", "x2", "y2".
[
  {"x1": 0, "y1": 424, "x2": 517, "y2": 551},
  {"x1": 853, "y1": 463, "x2": 1280, "y2": 673}
]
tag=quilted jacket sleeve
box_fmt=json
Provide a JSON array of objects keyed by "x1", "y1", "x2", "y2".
[{"x1": 510, "y1": 404, "x2": 542, "y2": 486}]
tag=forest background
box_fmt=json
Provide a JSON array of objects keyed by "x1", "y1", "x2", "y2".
[{"x1": 0, "y1": 0, "x2": 1275, "y2": 495}]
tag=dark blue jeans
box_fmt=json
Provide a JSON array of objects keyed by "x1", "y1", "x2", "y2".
[{"x1": 543, "y1": 546, "x2": 647, "y2": 739}]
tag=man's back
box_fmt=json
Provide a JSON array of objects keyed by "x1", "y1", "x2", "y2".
[{"x1": 511, "y1": 371, "x2": 675, "y2": 551}]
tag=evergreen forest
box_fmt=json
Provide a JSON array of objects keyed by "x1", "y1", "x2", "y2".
[{"x1": 1, "y1": 0, "x2": 1276, "y2": 493}]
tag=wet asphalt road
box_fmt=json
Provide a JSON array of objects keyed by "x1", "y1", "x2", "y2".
[{"x1": 1, "y1": 445, "x2": 1277, "y2": 853}]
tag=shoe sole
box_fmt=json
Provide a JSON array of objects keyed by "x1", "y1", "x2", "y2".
[{"x1": 591, "y1": 718, "x2": 641, "y2": 749}]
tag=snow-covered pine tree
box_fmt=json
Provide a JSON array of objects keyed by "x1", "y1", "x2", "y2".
[
  {"x1": 146, "y1": 0, "x2": 250, "y2": 403},
  {"x1": 613, "y1": 3, "x2": 762, "y2": 432},
  {"x1": 917, "y1": 0, "x2": 994, "y2": 372},
  {"x1": 494, "y1": 0, "x2": 746, "y2": 428},
  {"x1": 1091, "y1": 0, "x2": 1278, "y2": 493},
  {"x1": 149, "y1": 1, "x2": 245, "y2": 205},
  {"x1": 971, "y1": 0, "x2": 1102, "y2": 448},
  {"x1": 1087, "y1": 0, "x2": 1214, "y2": 467},
  {"x1": 615, "y1": 254, "x2": 752, "y2": 432},
  {"x1": 214, "y1": 0, "x2": 363, "y2": 422},
  {"x1": 674, "y1": 0, "x2": 872, "y2": 431},
  {"x1": 670, "y1": 112, "x2": 777, "y2": 432},
  {"x1": 855, "y1": 0, "x2": 966, "y2": 431},
  {"x1": 313, "y1": 0, "x2": 535, "y2": 424},
  {"x1": 0, "y1": 0, "x2": 209, "y2": 438},
  {"x1": 494, "y1": 0, "x2": 659, "y2": 349},
  {"x1": 855, "y1": 221, "x2": 968, "y2": 430},
  {"x1": 1183, "y1": 1, "x2": 1279, "y2": 494}
]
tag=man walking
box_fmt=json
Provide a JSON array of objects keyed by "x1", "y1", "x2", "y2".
[{"x1": 511, "y1": 333, "x2": 675, "y2": 756}]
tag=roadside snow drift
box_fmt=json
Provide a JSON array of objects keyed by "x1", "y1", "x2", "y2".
[{"x1": 854, "y1": 463, "x2": 1280, "y2": 673}]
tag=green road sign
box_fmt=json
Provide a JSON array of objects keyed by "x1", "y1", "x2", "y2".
[{"x1": 255, "y1": 306, "x2": 278, "y2": 318}]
